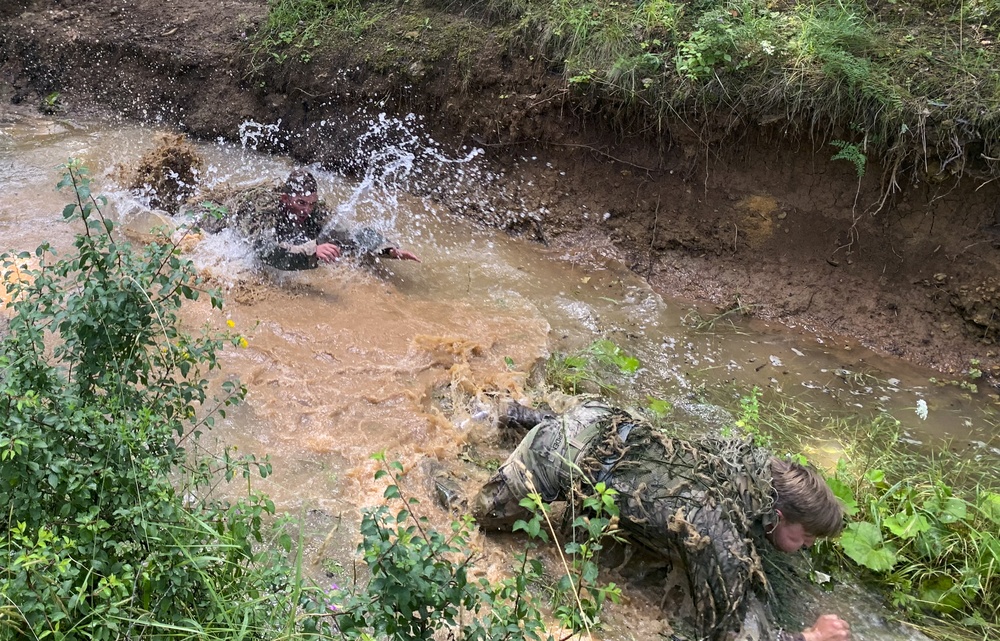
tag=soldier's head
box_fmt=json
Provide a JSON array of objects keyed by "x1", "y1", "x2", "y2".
[
  {"x1": 279, "y1": 169, "x2": 319, "y2": 221},
  {"x1": 767, "y1": 458, "x2": 845, "y2": 552}
]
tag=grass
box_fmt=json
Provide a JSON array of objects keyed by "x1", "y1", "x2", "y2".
[
  {"x1": 251, "y1": 0, "x2": 385, "y2": 67},
  {"x1": 254, "y1": 0, "x2": 1000, "y2": 190}
]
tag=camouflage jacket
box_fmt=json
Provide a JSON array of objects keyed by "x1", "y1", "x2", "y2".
[
  {"x1": 197, "y1": 185, "x2": 395, "y2": 270},
  {"x1": 577, "y1": 414, "x2": 780, "y2": 640},
  {"x1": 477, "y1": 401, "x2": 789, "y2": 641}
]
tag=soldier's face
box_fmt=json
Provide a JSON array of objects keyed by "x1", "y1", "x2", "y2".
[
  {"x1": 280, "y1": 192, "x2": 318, "y2": 221},
  {"x1": 769, "y1": 517, "x2": 817, "y2": 552}
]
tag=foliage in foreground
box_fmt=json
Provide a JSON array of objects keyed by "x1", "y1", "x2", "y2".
[
  {"x1": 0, "y1": 163, "x2": 625, "y2": 640},
  {"x1": 0, "y1": 161, "x2": 291, "y2": 638},
  {"x1": 306, "y1": 455, "x2": 622, "y2": 640}
]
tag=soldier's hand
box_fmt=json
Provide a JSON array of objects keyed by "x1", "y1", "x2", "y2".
[
  {"x1": 802, "y1": 614, "x2": 850, "y2": 641},
  {"x1": 316, "y1": 243, "x2": 342, "y2": 262},
  {"x1": 386, "y1": 247, "x2": 421, "y2": 262}
]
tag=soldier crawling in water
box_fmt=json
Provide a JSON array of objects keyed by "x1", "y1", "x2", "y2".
[
  {"x1": 196, "y1": 168, "x2": 420, "y2": 270},
  {"x1": 472, "y1": 398, "x2": 852, "y2": 641}
]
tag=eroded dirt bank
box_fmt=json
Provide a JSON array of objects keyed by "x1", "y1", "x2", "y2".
[{"x1": 3, "y1": 0, "x2": 1000, "y2": 389}]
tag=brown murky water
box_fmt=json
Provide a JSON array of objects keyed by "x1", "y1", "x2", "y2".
[{"x1": 4, "y1": 108, "x2": 989, "y2": 640}]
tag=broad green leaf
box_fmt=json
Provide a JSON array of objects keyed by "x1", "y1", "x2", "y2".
[
  {"x1": 918, "y1": 575, "x2": 964, "y2": 615},
  {"x1": 977, "y1": 491, "x2": 1000, "y2": 524},
  {"x1": 864, "y1": 468, "x2": 886, "y2": 486},
  {"x1": 646, "y1": 397, "x2": 673, "y2": 417},
  {"x1": 915, "y1": 527, "x2": 946, "y2": 560},
  {"x1": 839, "y1": 522, "x2": 898, "y2": 571},
  {"x1": 826, "y1": 477, "x2": 858, "y2": 517},
  {"x1": 883, "y1": 512, "x2": 930, "y2": 539},
  {"x1": 926, "y1": 496, "x2": 968, "y2": 524}
]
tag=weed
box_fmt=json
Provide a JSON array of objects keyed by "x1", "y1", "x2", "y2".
[
  {"x1": 682, "y1": 294, "x2": 757, "y2": 332},
  {"x1": 733, "y1": 386, "x2": 770, "y2": 446},
  {"x1": 830, "y1": 139, "x2": 867, "y2": 177},
  {"x1": 39, "y1": 91, "x2": 62, "y2": 115},
  {"x1": 546, "y1": 338, "x2": 640, "y2": 394},
  {"x1": 646, "y1": 395, "x2": 674, "y2": 419},
  {"x1": 308, "y1": 453, "x2": 620, "y2": 639},
  {"x1": 516, "y1": 482, "x2": 624, "y2": 632},
  {"x1": 828, "y1": 456, "x2": 1000, "y2": 631}
]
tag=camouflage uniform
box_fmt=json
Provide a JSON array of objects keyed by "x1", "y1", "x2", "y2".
[
  {"x1": 473, "y1": 400, "x2": 791, "y2": 641},
  {"x1": 198, "y1": 186, "x2": 395, "y2": 270}
]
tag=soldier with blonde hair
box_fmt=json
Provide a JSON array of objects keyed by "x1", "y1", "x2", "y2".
[{"x1": 473, "y1": 398, "x2": 850, "y2": 641}]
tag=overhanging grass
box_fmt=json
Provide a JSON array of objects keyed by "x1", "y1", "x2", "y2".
[
  {"x1": 507, "y1": 0, "x2": 1000, "y2": 184},
  {"x1": 254, "y1": 0, "x2": 1000, "y2": 188}
]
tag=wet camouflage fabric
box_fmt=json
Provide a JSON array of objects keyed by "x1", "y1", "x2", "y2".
[
  {"x1": 195, "y1": 185, "x2": 394, "y2": 270},
  {"x1": 472, "y1": 400, "x2": 782, "y2": 641},
  {"x1": 473, "y1": 400, "x2": 617, "y2": 528}
]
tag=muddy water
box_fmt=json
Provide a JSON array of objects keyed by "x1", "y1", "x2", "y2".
[{"x1": 2, "y1": 108, "x2": 991, "y2": 640}]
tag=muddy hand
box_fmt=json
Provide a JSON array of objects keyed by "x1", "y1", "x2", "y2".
[
  {"x1": 316, "y1": 242, "x2": 341, "y2": 262},
  {"x1": 802, "y1": 614, "x2": 850, "y2": 641}
]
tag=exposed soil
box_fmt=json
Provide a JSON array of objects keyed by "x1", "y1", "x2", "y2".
[{"x1": 3, "y1": 0, "x2": 1000, "y2": 390}]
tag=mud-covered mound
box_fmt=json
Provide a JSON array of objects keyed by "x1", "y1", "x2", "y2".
[{"x1": 118, "y1": 133, "x2": 204, "y2": 214}]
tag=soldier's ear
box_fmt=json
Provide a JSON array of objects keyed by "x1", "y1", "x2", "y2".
[{"x1": 775, "y1": 509, "x2": 786, "y2": 523}]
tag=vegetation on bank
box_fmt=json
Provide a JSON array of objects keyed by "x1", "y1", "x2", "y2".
[
  {"x1": 0, "y1": 162, "x2": 299, "y2": 638},
  {"x1": 256, "y1": 0, "x2": 1000, "y2": 189}
]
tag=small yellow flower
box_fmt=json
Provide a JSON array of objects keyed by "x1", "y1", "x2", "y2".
[
  {"x1": 226, "y1": 319, "x2": 235, "y2": 328},
  {"x1": 238, "y1": 337, "x2": 248, "y2": 349}
]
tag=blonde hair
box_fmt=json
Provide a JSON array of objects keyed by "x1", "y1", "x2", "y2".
[{"x1": 770, "y1": 458, "x2": 845, "y2": 537}]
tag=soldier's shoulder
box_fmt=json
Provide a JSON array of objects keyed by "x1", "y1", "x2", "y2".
[{"x1": 232, "y1": 184, "x2": 281, "y2": 207}]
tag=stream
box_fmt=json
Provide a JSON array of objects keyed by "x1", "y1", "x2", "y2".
[{"x1": 3, "y1": 106, "x2": 997, "y2": 641}]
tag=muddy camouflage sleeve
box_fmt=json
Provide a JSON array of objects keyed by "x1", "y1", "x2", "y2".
[
  {"x1": 320, "y1": 221, "x2": 395, "y2": 258},
  {"x1": 614, "y1": 483, "x2": 758, "y2": 640},
  {"x1": 258, "y1": 242, "x2": 319, "y2": 270}
]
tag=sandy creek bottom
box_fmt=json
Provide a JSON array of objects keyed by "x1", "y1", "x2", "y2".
[{"x1": 4, "y1": 111, "x2": 996, "y2": 640}]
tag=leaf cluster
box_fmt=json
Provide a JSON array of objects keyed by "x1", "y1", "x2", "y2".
[
  {"x1": 308, "y1": 453, "x2": 553, "y2": 641},
  {"x1": 0, "y1": 161, "x2": 290, "y2": 638},
  {"x1": 514, "y1": 481, "x2": 623, "y2": 633},
  {"x1": 818, "y1": 419, "x2": 1000, "y2": 634},
  {"x1": 545, "y1": 338, "x2": 640, "y2": 395}
]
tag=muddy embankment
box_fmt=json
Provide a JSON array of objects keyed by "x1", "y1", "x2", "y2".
[{"x1": 2, "y1": 0, "x2": 1000, "y2": 390}]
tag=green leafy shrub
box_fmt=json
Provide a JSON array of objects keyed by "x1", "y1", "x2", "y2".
[
  {"x1": 0, "y1": 161, "x2": 291, "y2": 638},
  {"x1": 812, "y1": 417, "x2": 1000, "y2": 635},
  {"x1": 309, "y1": 455, "x2": 623, "y2": 640},
  {"x1": 515, "y1": 482, "x2": 623, "y2": 633},
  {"x1": 310, "y1": 453, "x2": 553, "y2": 641}
]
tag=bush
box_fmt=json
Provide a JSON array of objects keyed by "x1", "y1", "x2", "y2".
[
  {"x1": 307, "y1": 455, "x2": 623, "y2": 640},
  {"x1": 0, "y1": 161, "x2": 291, "y2": 639}
]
